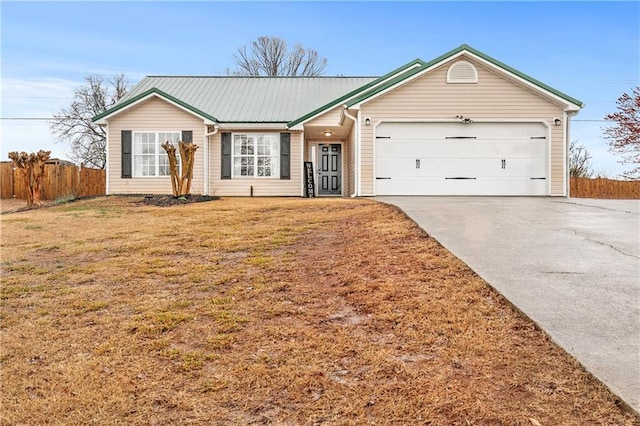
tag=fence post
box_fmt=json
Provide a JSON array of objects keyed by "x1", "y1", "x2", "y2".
[
  {"x1": 11, "y1": 165, "x2": 15, "y2": 199},
  {"x1": 78, "y1": 163, "x2": 82, "y2": 197}
]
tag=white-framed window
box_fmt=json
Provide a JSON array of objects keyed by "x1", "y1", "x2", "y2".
[
  {"x1": 233, "y1": 133, "x2": 280, "y2": 178},
  {"x1": 133, "y1": 131, "x2": 181, "y2": 177}
]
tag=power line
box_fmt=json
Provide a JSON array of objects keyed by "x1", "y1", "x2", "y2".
[
  {"x1": 0, "y1": 117, "x2": 53, "y2": 120},
  {"x1": 2, "y1": 96, "x2": 72, "y2": 99}
]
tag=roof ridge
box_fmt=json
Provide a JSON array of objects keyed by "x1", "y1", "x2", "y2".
[{"x1": 144, "y1": 75, "x2": 380, "y2": 79}]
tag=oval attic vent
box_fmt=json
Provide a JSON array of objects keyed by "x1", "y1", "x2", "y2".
[{"x1": 447, "y1": 61, "x2": 478, "y2": 84}]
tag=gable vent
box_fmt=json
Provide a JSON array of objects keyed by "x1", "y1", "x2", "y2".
[{"x1": 447, "y1": 61, "x2": 478, "y2": 84}]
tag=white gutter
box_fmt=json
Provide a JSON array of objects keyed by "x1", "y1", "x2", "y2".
[
  {"x1": 205, "y1": 125, "x2": 219, "y2": 137},
  {"x1": 343, "y1": 106, "x2": 359, "y2": 197},
  {"x1": 204, "y1": 125, "x2": 219, "y2": 195}
]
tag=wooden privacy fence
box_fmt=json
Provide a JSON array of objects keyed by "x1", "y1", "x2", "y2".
[
  {"x1": 570, "y1": 177, "x2": 640, "y2": 199},
  {"x1": 1, "y1": 162, "x2": 106, "y2": 200}
]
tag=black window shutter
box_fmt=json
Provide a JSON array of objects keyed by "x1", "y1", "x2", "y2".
[
  {"x1": 221, "y1": 132, "x2": 232, "y2": 179},
  {"x1": 121, "y1": 130, "x2": 132, "y2": 178},
  {"x1": 181, "y1": 130, "x2": 193, "y2": 143},
  {"x1": 280, "y1": 133, "x2": 291, "y2": 180}
]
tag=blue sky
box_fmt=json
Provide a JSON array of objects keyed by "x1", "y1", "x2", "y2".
[{"x1": 2, "y1": 1, "x2": 638, "y2": 176}]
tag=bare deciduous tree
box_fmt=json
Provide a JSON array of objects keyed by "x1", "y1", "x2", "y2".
[
  {"x1": 603, "y1": 86, "x2": 640, "y2": 179},
  {"x1": 230, "y1": 36, "x2": 327, "y2": 76},
  {"x1": 8, "y1": 150, "x2": 51, "y2": 207},
  {"x1": 569, "y1": 140, "x2": 593, "y2": 178},
  {"x1": 50, "y1": 74, "x2": 131, "y2": 169}
]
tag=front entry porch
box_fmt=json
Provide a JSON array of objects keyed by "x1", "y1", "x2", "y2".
[{"x1": 300, "y1": 106, "x2": 356, "y2": 197}]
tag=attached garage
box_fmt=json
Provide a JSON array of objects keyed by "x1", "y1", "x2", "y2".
[{"x1": 375, "y1": 121, "x2": 549, "y2": 196}]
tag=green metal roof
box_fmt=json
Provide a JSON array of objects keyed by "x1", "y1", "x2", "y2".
[{"x1": 94, "y1": 76, "x2": 376, "y2": 124}]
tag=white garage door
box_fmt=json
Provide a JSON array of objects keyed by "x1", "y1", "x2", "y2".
[{"x1": 375, "y1": 122, "x2": 548, "y2": 196}]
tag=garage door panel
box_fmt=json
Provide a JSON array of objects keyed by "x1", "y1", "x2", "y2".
[
  {"x1": 378, "y1": 158, "x2": 546, "y2": 179},
  {"x1": 377, "y1": 122, "x2": 546, "y2": 139},
  {"x1": 505, "y1": 158, "x2": 546, "y2": 178},
  {"x1": 499, "y1": 140, "x2": 546, "y2": 158},
  {"x1": 376, "y1": 177, "x2": 547, "y2": 196},
  {"x1": 375, "y1": 122, "x2": 548, "y2": 196},
  {"x1": 421, "y1": 159, "x2": 496, "y2": 178},
  {"x1": 377, "y1": 139, "x2": 545, "y2": 159},
  {"x1": 379, "y1": 159, "x2": 486, "y2": 178}
]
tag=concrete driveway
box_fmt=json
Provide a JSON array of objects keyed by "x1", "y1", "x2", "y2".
[{"x1": 378, "y1": 196, "x2": 640, "y2": 413}]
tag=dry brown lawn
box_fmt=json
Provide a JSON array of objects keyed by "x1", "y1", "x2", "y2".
[{"x1": 1, "y1": 196, "x2": 637, "y2": 425}]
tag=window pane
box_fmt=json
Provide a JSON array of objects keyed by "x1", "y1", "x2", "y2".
[
  {"x1": 270, "y1": 137, "x2": 280, "y2": 156},
  {"x1": 134, "y1": 156, "x2": 143, "y2": 176},
  {"x1": 134, "y1": 155, "x2": 154, "y2": 176},
  {"x1": 159, "y1": 155, "x2": 169, "y2": 176}
]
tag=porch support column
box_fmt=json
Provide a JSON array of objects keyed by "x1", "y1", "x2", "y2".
[{"x1": 300, "y1": 130, "x2": 305, "y2": 197}]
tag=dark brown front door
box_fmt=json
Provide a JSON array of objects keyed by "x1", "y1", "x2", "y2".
[{"x1": 317, "y1": 144, "x2": 341, "y2": 195}]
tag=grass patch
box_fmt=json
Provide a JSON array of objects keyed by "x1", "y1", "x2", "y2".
[
  {"x1": 0, "y1": 196, "x2": 636, "y2": 425},
  {"x1": 54, "y1": 194, "x2": 76, "y2": 204}
]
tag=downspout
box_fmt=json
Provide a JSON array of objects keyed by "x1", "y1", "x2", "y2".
[
  {"x1": 343, "y1": 106, "x2": 359, "y2": 197},
  {"x1": 104, "y1": 123, "x2": 109, "y2": 195},
  {"x1": 204, "y1": 124, "x2": 219, "y2": 196}
]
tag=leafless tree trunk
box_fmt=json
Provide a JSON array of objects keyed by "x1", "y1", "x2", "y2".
[
  {"x1": 8, "y1": 150, "x2": 51, "y2": 207},
  {"x1": 50, "y1": 74, "x2": 130, "y2": 169},
  {"x1": 230, "y1": 36, "x2": 327, "y2": 76},
  {"x1": 162, "y1": 143, "x2": 180, "y2": 196},
  {"x1": 569, "y1": 140, "x2": 593, "y2": 178},
  {"x1": 161, "y1": 141, "x2": 199, "y2": 196}
]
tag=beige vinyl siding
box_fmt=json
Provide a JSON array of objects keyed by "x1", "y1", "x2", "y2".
[
  {"x1": 209, "y1": 131, "x2": 303, "y2": 196},
  {"x1": 304, "y1": 106, "x2": 343, "y2": 127},
  {"x1": 360, "y1": 57, "x2": 566, "y2": 196},
  {"x1": 107, "y1": 97, "x2": 205, "y2": 194}
]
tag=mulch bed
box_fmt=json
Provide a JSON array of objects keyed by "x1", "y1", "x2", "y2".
[{"x1": 139, "y1": 194, "x2": 220, "y2": 207}]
